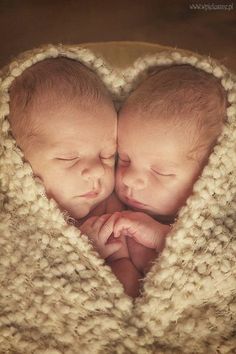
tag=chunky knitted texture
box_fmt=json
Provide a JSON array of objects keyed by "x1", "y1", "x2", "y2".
[{"x1": 0, "y1": 44, "x2": 235, "y2": 354}]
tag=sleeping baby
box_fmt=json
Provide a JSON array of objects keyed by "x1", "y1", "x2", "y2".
[
  {"x1": 8, "y1": 57, "x2": 119, "y2": 218},
  {"x1": 8, "y1": 57, "x2": 146, "y2": 298},
  {"x1": 84, "y1": 64, "x2": 227, "y2": 294}
]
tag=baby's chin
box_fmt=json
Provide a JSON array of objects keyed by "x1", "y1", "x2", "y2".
[
  {"x1": 67, "y1": 203, "x2": 93, "y2": 220},
  {"x1": 126, "y1": 202, "x2": 176, "y2": 224}
]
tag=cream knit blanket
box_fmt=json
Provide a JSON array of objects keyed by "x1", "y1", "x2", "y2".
[{"x1": 0, "y1": 44, "x2": 235, "y2": 354}]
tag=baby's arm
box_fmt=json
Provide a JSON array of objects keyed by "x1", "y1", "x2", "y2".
[
  {"x1": 126, "y1": 237, "x2": 158, "y2": 275},
  {"x1": 79, "y1": 213, "x2": 142, "y2": 298},
  {"x1": 107, "y1": 257, "x2": 142, "y2": 298}
]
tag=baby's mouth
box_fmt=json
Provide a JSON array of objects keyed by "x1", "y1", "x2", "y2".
[
  {"x1": 79, "y1": 190, "x2": 100, "y2": 198},
  {"x1": 125, "y1": 196, "x2": 147, "y2": 208}
]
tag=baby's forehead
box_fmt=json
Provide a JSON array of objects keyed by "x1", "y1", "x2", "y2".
[
  {"x1": 118, "y1": 109, "x2": 210, "y2": 166},
  {"x1": 119, "y1": 65, "x2": 226, "y2": 148},
  {"x1": 29, "y1": 92, "x2": 114, "y2": 124},
  {"x1": 9, "y1": 56, "x2": 116, "y2": 139},
  {"x1": 32, "y1": 99, "x2": 116, "y2": 134},
  {"x1": 119, "y1": 116, "x2": 187, "y2": 148},
  {"x1": 121, "y1": 64, "x2": 226, "y2": 114}
]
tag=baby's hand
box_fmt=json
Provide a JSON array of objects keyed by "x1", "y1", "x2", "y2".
[
  {"x1": 79, "y1": 214, "x2": 122, "y2": 258},
  {"x1": 110, "y1": 211, "x2": 171, "y2": 251}
]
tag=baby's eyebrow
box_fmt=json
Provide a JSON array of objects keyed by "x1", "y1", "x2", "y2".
[
  {"x1": 117, "y1": 144, "x2": 126, "y2": 152},
  {"x1": 51, "y1": 150, "x2": 80, "y2": 158},
  {"x1": 152, "y1": 160, "x2": 179, "y2": 170},
  {"x1": 163, "y1": 161, "x2": 178, "y2": 167},
  {"x1": 48, "y1": 142, "x2": 80, "y2": 154},
  {"x1": 103, "y1": 141, "x2": 117, "y2": 151}
]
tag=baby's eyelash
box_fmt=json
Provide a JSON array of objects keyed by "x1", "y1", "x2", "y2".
[
  {"x1": 119, "y1": 157, "x2": 130, "y2": 162},
  {"x1": 151, "y1": 169, "x2": 174, "y2": 177},
  {"x1": 56, "y1": 157, "x2": 79, "y2": 161},
  {"x1": 118, "y1": 155, "x2": 129, "y2": 161}
]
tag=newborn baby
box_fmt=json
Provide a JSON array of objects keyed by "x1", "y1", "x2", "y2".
[
  {"x1": 9, "y1": 57, "x2": 118, "y2": 220},
  {"x1": 88, "y1": 64, "x2": 227, "y2": 292},
  {"x1": 8, "y1": 57, "x2": 143, "y2": 297}
]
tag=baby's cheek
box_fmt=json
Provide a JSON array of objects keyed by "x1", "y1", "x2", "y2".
[
  {"x1": 46, "y1": 182, "x2": 66, "y2": 203},
  {"x1": 105, "y1": 180, "x2": 115, "y2": 197},
  {"x1": 42, "y1": 168, "x2": 72, "y2": 198},
  {"x1": 157, "y1": 191, "x2": 182, "y2": 215},
  {"x1": 115, "y1": 169, "x2": 122, "y2": 187},
  {"x1": 100, "y1": 169, "x2": 114, "y2": 196},
  {"x1": 146, "y1": 186, "x2": 175, "y2": 214},
  {"x1": 114, "y1": 179, "x2": 123, "y2": 199}
]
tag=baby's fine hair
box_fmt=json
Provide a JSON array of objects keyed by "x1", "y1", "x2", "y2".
[
  {"x1": 121, "y1": 64, "x2": 227, "y2": 158},
  {"x1": 9, "y1": 57, "x2": 112, "y2": 143}
]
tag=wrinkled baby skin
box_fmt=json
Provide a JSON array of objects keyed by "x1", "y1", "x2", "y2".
[{"x1": 21, "y1": 100, "x2": 117, "y2": 219}]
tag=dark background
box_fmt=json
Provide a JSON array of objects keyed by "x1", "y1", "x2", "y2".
[{"x1": 0, "y1": 0, "x2": 235, "y2": 71}]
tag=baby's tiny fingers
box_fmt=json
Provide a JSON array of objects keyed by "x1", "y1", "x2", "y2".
[
  {"x1": 102, "y1": 242, "x2": 122, "y2": 258},
  {"x1": 99, "y1": 212, "x2": 121, "y2": 243},
  {"x1": 92, "y1": 214, "x2": 112, "y2": 232},
  {"x1": 79, "y1": 216, "x2": 98, "y2": 232},
  {"x1": 114, "y1": 231, "x2": 121, "y2": 238},
  {"x1": 113, "y1": 218, "x2": 133, "y2": 237}
]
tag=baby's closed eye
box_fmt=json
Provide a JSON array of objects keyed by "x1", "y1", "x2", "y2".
[
  {"x1": 55, "y1": 157, "x2": 79, "y2": 161},
  {"x1": 151, "y1": 168, "x2": 175, "y2": 177},
  {"x1": 54, "y1": 156, "x2": 80, "y2": 167},
  {"x1": 118, "y1": 154, "x2": 130, "y2": 166},
  {"x1": 100, "y1": 152, "x2": 116, "y2": 165}
]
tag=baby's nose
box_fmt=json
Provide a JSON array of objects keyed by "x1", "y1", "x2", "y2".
[
  {"x1": 122, "y1": 172, "x2": 146, "y2": 190},
  {"x1": 81, "y1": 162, "x2": 104, "y2": 180}
]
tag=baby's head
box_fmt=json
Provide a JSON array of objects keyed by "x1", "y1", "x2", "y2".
[
  {"x1": 116, "y1": 64, "x2": 227, "y2": 222},
  {"x1": 9, "y1": 57, "x2": 117, "y2": 219}
]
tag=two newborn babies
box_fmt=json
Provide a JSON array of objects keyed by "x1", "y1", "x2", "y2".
[{"x1": 9, "y1": 57, "x2": 226, "y2": 297}]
